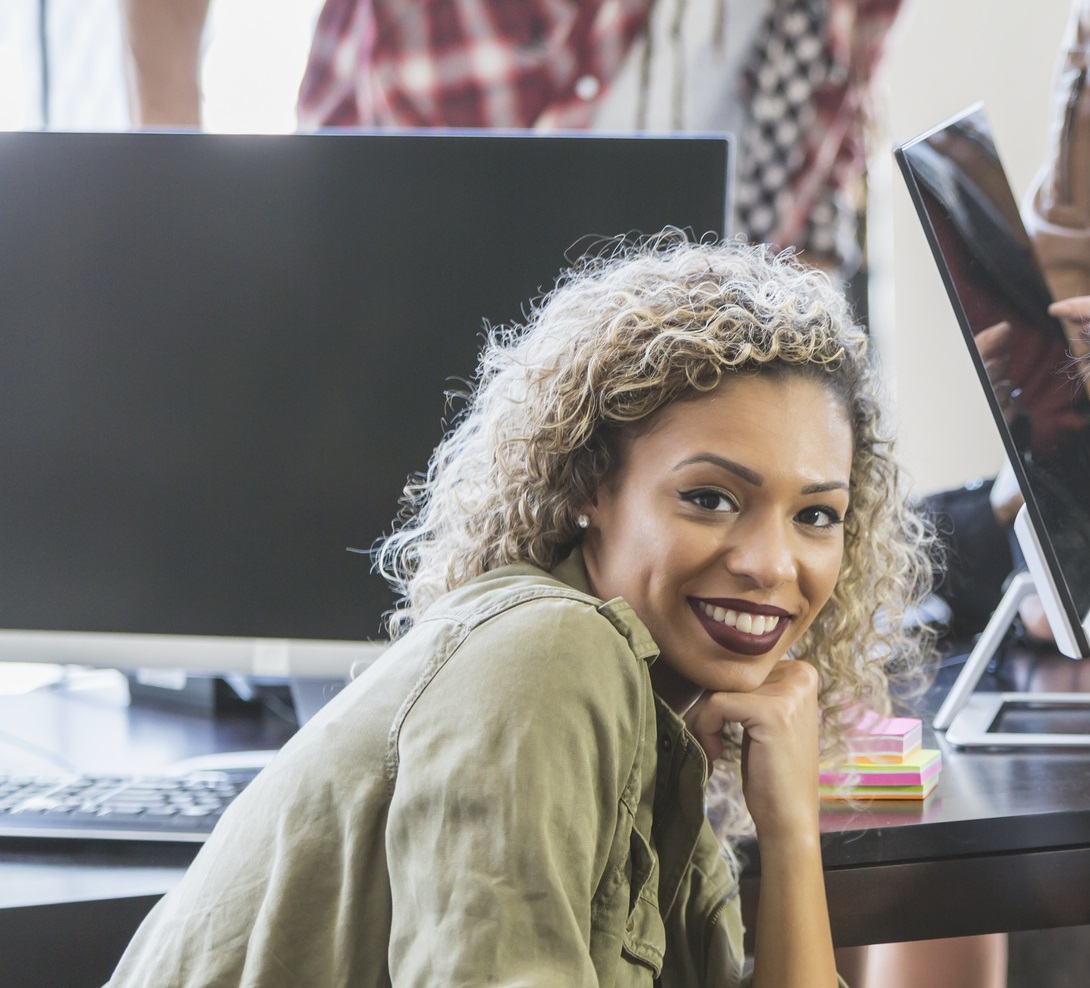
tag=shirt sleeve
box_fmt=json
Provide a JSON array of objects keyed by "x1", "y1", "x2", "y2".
[{"x1": 384, "y1": 595, "x2": 647, "y2": 985}]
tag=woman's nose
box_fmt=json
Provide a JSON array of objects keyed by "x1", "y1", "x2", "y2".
[{"x1": 722, "y1": 516, "x2": 798, "y2": 588}]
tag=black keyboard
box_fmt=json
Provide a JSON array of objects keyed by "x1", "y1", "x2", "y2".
[{"x1": 0, "y1": 769, "x2": 259, "y2": 842}]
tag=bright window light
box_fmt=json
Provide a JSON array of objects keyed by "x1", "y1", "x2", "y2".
[
  {"x1": 0, "y1": 0, "x2": 38, "y2": 130},
  {"x1": 202, "y1": 0, "x2": 325, "y2": 134}
]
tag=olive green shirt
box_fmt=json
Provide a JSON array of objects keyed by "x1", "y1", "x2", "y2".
[{"x1": 106, "y1": 551, "x2": 750, "y2": 986}]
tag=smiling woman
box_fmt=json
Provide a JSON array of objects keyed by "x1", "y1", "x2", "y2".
[
  {"x1": 380, "y1": 233, "x2": 936, "y2": 756},
  {"x1": 106, "y1": 234, "x2": 936, "y2": 988},
  {"x1": 582, "y1": 374, "x2": 853, "y2": 707}
]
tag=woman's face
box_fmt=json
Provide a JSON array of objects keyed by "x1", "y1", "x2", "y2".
[{"x1": 581, "y1": 373, "x2": 853, "y2": 711}]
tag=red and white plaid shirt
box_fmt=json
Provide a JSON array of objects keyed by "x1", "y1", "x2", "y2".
[
  {"x1": 296, "y1": 0, "x2": 903, "y2": 271},
  {"x1": 298, "y1": 0, "x2": 653, "y2": 130}
]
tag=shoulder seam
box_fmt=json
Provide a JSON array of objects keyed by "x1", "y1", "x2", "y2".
[{"x1": 384, "y1": 586, "x2": 633, "y2": 793}]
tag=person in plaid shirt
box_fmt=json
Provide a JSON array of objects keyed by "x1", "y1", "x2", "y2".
[{"x1": 120, "y1": 0, "x2": 902, "y2": 278}]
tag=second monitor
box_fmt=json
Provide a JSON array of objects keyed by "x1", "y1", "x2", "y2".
[
  {"x1": 0, "y1": 129, "x2": 732, "y2": 686},
  {"x1": 896, "y1": 105, "x2": 1090, "y2": 744}
]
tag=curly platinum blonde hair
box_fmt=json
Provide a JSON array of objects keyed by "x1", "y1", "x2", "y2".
[{"x1": 376, "y1": 234, "x2": 935, "y2": 828}]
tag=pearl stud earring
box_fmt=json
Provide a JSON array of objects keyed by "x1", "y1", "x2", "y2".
[{"x1": 576, "y1": 513, "x2": 590, "y2": 529}]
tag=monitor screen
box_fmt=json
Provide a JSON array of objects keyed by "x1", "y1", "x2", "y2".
[
  {"x1": 895, "y1": 105, "x2": 1090, "y2": 657},
  {"x1": 0, "y1": 129, "x2": 731, "y2": 678}
]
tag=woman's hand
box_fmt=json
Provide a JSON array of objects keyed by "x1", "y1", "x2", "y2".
[
  {"x1": 685, "y1": 659, "x2": 836, "y2": 987},
  {"x1": 684, "y1": 658, "x2": 821, "y2": 838},
  {"x1": 1049, "y1": 295, "x2": 1090, "y2": 359},
  {"x1": 1048, "y1": 296, "x2": 1090, "y2": 400},
  {"x1": 973, "y1": 321, "x2": 1017, "y2": 424},
  {"x1": 1048, "y1": 294, "x2": 1090, "y2": 325}
]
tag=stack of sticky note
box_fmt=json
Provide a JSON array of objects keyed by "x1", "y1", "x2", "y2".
[{"x1": 819, "y1": 712, "x2": 941, "y2": 801}]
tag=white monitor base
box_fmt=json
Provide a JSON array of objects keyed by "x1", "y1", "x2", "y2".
[
  {"x1": 934, "y1": 570, "x2": 1090, "y2": 748},
  {"x1": 945, "y1": 691, "x2": 1090, "y2": 747}
]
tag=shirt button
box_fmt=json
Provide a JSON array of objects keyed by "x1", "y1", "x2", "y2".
[
  {"x1": 574, "y1": 74, "x2": 601, "y2": 101},
  {"x1": 660, "y1": 736, "x2": 672, "y2": 752}
]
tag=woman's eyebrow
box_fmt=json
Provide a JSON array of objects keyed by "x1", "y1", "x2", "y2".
[
  {"x1": 801, "y1": 480, "x2": 850, "y2": 495},
  {"x1": 674, "y1": 454, "x2": 850, "y2": 495},
  {"x1": 674, "y1": 453, "x2": 763, "y2": 486}
]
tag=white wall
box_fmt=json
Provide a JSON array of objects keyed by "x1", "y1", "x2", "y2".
[{"x1": 871, "y1": 0, "x2": 1074, "y2": 496}]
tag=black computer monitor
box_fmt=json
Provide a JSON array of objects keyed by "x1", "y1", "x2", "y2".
[
  {"x1": 896, "y1": 105, "x2": 1090, "y2": 745},
  {"x1": 0, "y1": 129, "x2": 731, "y2": 685},
  {"x1": 896, "y1": 105, "x2": 1090, "y2": 659}
]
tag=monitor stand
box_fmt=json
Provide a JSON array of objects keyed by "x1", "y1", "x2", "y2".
[
  {"x1": 126, "y1": 670, "x2": 348, "y2": 726},
  {"x1": 934, "y1": 570, "x2": 1090, "y2": 747}
]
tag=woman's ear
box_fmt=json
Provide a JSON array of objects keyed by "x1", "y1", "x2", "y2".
[{"x1": 576, "y1": 496, "x2": 599, "y2": 528}]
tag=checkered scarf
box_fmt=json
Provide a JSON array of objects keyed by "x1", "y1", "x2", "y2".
[{"x1": 734, "y1": 0, "x2": 903, "y2": 271}]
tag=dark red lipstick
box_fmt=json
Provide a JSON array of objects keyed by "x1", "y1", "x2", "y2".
[{"x1": 689, "y1": 598, "x2": 791, "y2": 656}]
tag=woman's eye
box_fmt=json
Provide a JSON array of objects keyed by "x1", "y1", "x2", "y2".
[
  {"x1": 798, "y1": 505, "x2": 843, "y2": 529},
  {"x1": 681, "y1": 488, "x2": 737, "y2": 512}
]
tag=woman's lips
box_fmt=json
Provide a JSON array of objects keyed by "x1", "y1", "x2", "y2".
[{"x1": 689, "y1": 598, "x2": 791, "y2": 656}]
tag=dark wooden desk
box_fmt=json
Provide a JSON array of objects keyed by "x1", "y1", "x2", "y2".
[
  {"x1": 0, "y1": 671, "x2": 296, "y2": 988},
  {"x1": 5, "y1": 660, "x2": 1090, "y2": 985},
  {"x1": 742, "y1": 731, "x2": 1090, "y2": 947},
  {"x1": 741, "y1": 646, "x2": 1090, "y2": 949}
]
